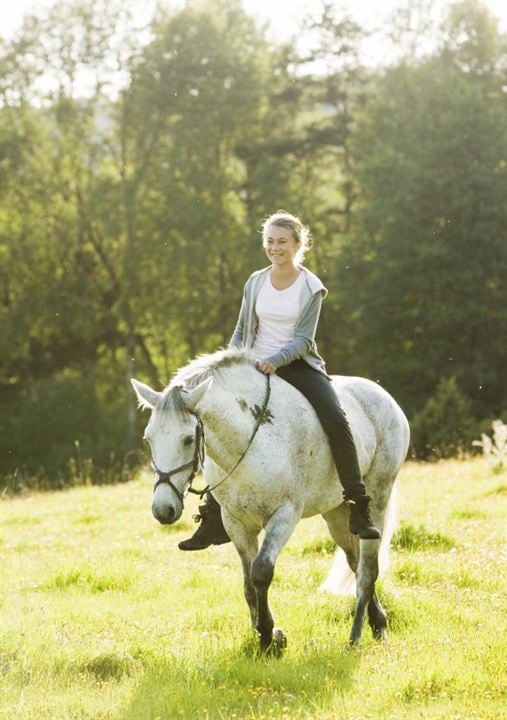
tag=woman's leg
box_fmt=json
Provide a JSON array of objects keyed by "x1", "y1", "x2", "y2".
[
  {"x1": 276, "y1": 360, "x2": 380, "y2": 539},
  {"x1": 276, "y1": 360, "x2": 364, "y2": 499}
]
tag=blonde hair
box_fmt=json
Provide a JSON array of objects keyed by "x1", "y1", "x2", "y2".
[{"x1": 261, "y1": 210, "x2": 312, "y2": 265}]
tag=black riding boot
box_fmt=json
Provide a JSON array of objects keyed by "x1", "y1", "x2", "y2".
[
  {"x1": 178, "y1": 493, "x2": 230, "y2": 551},
  {"x1": 347, "y1": 495, "x2": 381, "y2": 540}
]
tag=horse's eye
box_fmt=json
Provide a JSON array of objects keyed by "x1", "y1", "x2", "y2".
[{"x1": 183, "y1": 436, "x2": 194, "y2": 446}]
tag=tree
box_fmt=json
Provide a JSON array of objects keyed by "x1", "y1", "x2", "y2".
[
  {"x1": 335, "y1": 0, "x2": 507, "y2": 419},
  {"x1": 0, "y1": 0, "x2": 275, "y2": 482}
]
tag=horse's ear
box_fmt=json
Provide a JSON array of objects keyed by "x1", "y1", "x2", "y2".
[
  {"x1": 181, "y1": 377, "x2": 213, "y2": 412},
  {"x1": 131, "y1": 378, "x2": 161, "y2": 410}
]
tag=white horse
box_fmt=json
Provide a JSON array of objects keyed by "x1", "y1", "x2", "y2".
[{"x1": 131, "y1": 349, "x2": 409, "y2": 654}]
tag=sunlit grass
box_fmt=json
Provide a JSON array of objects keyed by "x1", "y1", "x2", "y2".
[
  {"x1": 0, "y1": 458, "x2": 505, "y2": 719},
  {"x1": 391, "y1": 522, "x2": 456, "y2": 551}
]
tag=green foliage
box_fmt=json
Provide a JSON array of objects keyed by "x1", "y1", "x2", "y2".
[
  {"x1": 1, "y1": 0, "x2": 506, "y2": 487},
  {"x1": 0, "y1": 0, "x2": 273, "y2": 487},
  {"x1": 334, "y1": 1, "x2": 507, "y2": 418},
  {"x1": 410, "y1": 377, "x2": 476, "y2": 459},
  {"x1": 0, "y1": 365, "x2": 140, "y2": 487}
]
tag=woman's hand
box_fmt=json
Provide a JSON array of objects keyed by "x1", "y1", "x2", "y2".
[{"x1": 256, "y1": 359, "x2": 276, "y2": 375}]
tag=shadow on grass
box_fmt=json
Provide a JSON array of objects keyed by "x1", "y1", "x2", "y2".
[
  {"x1": 117, "y1": 640, "x2": 363, "y2": 719},
  {"x1": 81, "y1": 652, "x2": 140, "y2": 681}
]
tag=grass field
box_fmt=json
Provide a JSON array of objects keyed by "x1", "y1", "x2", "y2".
[{"x1": 1, "y1": 458, "x2": 506, "y2": 720}]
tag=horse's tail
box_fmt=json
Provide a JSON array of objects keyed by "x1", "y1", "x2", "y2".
[
  {"x1": 319, "y1": 479, "x2": 399, "y2": 596},
  {"x1": 319, "y1": 547, "x2": 356, "y2": 596},
  {"x1": 378, "y1": 478, "x2": 398, "y2": 575}
]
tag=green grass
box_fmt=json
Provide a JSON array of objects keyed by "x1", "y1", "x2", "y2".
[
  {"x1": 391, "y1": 522, "x2": 456, "y2": 551},
  {"x1": 1, "y1": 458, "x2": 506, "y2": 719}
]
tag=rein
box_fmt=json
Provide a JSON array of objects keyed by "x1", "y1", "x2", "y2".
[
  {"x1": 205, "y1": 373, "x2": 271, "y2": 495},
  {"x1": 152, "y1": 374, "x2": 271, "y2": 500}
]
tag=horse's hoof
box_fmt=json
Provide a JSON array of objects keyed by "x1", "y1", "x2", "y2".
[
  {"x1": 258, "y1": 627, "x2": 287, "y2": 658},
  {"x1": 273, "y1": 627, "x2": 287, "y2": 648},
  {"x1": 372, "y1": 627, "x2": 388, "y2": 642},
  {"x1": 267, "y1": 627, "x2": 287, "y2": 658}
]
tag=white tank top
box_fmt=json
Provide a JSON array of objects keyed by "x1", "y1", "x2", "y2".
[{"x1": 251, "y1": 272, "x2": 306, "y2": 361}]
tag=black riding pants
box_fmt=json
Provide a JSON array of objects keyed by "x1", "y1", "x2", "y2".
[{"x1": 276, "y1": 359, "x2": 366, "y2": 499}]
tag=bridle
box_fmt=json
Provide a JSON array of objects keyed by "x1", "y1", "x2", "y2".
[
  {"x1": 151, "y1": 416, "x2": 205, "y2": 502},
  {"x1": 151, "y1": 374, "x2": 271, "y2": 501}
]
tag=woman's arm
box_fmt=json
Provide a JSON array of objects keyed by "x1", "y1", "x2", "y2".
[
  {"x1": 264, "y1": 291, "x2": 324, "y2": 369},
  {"x1": 228, "y1": 283, "x2": 248, "y2": 349}
]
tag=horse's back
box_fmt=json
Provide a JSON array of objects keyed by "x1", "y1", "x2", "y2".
[
  {"x1": 331, "y1": 375, "x2": 405, "y2": 422},
  {"x1": 330, "y1": 375, "x2": 410, "y2": 473}
]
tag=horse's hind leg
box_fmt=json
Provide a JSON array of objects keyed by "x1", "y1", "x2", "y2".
[
  {"x1": 322, "y1": 503, "x2": 360, "y2": 573},
  {"x1": 368, "y1": 591, "x2": 387, "y2": 641},
  {"x1": 349, "y1": 538, "x2": 381, "y2": 644},
  {"x1": 251, "y1": 502, "x2": 299, "y2": 655},
  {"x1": 323, "y1": 505, "x2": 387, "y2": 643}
]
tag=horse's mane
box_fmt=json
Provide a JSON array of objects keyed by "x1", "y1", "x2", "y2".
[{"x1": 157, "y1": 348, "x2": 254, "y2": 416}]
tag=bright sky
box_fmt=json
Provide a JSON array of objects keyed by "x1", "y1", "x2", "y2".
[
  {"x1": 244, "y1": 0, "x2": 507, "y2": 35},
  {"x1": 1, "y1": 0, "x2": 506, "y2": 45}
]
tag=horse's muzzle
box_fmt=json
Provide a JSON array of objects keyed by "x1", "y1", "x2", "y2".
[{"x1": 152, "y1": 502, "x2": 179, "y2": 525}]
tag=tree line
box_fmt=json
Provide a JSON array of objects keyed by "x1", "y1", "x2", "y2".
[{"x1": 1, "y1": 0, "x2": 506, "y2": 488}]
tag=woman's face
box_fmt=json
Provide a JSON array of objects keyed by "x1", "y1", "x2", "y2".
[{"x1": 263, "y1": 224, "x2": 300, "y2": 267}]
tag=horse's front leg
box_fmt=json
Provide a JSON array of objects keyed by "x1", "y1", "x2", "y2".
[
  {"x1": 221, "y1": 510, "x2": 259, "y2": 628},
  {"x1": 251, "y1": 502, "x2": 300, "y2": 655}
]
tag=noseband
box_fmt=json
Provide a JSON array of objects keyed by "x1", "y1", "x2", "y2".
[
  {"x1": 151, "y1": 374, "x2": 271, "y2": 502},
  {"x1": 151, "y1": 415, "x2": 205, "y2": 502}
]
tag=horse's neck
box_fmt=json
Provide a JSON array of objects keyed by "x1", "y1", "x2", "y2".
[
  {"x1": 202, "y1": 365, "x2": 266, "y2": 468},
  {"x1": 216, "y1": 363, "x2": 266, "y2": 401}
]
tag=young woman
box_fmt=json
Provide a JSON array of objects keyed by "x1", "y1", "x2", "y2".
[{"x1": 179, "y1": 211, "x2": 380, "y2": 550}]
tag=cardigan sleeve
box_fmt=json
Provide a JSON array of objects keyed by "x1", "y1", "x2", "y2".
[
  {"x1": 264, "y1": 290, "x2": 324, "y2": 369},
  {"x1": 228, "y1": 282, "x2": 248, "y2": 349}
]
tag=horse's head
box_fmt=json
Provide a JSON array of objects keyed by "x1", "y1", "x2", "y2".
[{"x1": 131, "y1": 377, "x2": 212, "y2": 525}]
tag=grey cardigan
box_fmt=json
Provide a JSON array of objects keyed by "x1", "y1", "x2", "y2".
[{"x1": 228, "y1": 266, "x2": 329, "y2": 375}]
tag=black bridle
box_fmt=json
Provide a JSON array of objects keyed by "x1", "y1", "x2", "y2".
[
  {"x1": 151, "y1": 374, "x2": 271, "y2": 501},
  {"x1": 151, "y1": 416, "x2": 205, "y2": 502}
]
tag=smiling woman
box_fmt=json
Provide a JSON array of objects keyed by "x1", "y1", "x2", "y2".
[{"x1": 263, "y1": 211, "x2": 311, "y2": 267}]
